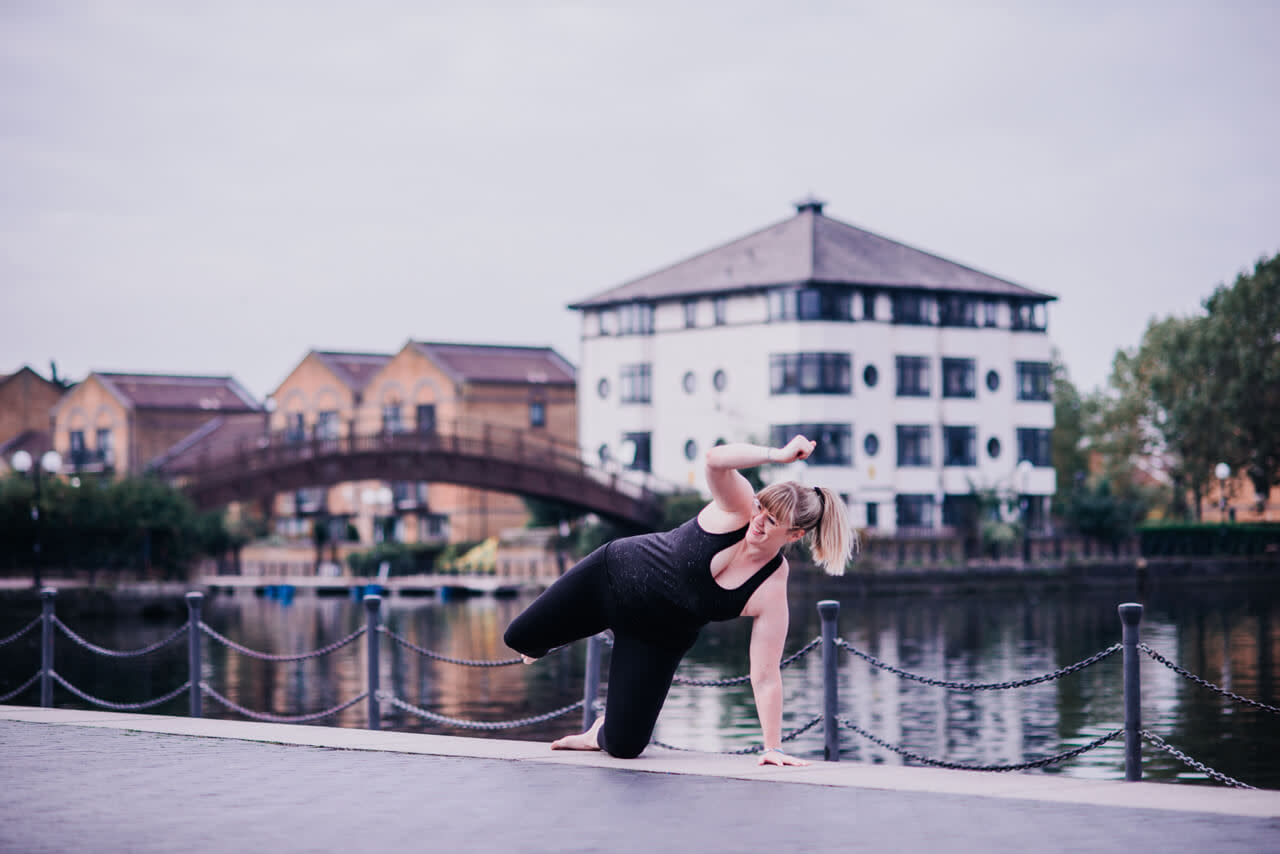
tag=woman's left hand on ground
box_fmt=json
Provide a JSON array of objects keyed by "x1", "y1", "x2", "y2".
[{"x1": 757, "y1": 749, "x2": 810, "y2": 767}]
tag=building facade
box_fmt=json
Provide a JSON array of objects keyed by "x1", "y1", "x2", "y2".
[
  {"x1": 570, "y1": 199, "x2": 1057, "y2": 534},
  {"x1": 49, "y1": 372, "x2": 261, "y2": 477},
  {"x1": 0, "y1": 365, "x2": 67, "y2": 474},
  {"x1": 267, "y1": 342, "x2": 578, "y2": 546}
]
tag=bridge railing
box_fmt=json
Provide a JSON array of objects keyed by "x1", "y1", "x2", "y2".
[
  {"x1": 5, "y1": 590, "x2": 1271, "y2": 787},
  {"x1": 178, "y1": 416, "x2": 670, "y2": 508}
]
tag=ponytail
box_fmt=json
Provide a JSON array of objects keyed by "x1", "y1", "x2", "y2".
[{"x1": 757, "y1": 483, "x2": 858, "y2": 575}]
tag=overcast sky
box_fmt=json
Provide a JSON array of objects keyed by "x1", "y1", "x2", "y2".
[{"x1": 3, "y1": 1, "x2": 1276, "y2": 401}]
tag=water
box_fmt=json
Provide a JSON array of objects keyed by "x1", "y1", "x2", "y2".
[{"x1": 2, "y1": 577, "x2": 1277, "y2": 788}]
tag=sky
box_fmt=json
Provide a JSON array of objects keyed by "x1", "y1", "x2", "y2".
[{"x1": 2, "y1": 1, "x2": 1277, "y2": 401}]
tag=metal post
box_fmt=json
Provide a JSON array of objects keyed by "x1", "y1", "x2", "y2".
[
  {"x1": 819, "y1": 600, "x2": 840, "y2": 761},
  {"x1": 186, "y1": 592, "x2": 204, "y2": 717},
  {"x1": 1119, "y1": 602, "x2": 1143, "y2": 781},
  {"x1": 40, "y1": 587, "x2": 55, "y2": 707},
  {"x1": 365, "y1": 594, "x2": 382, "y2": 730},
  {"x1": 582, "y1": 633, "x2": 602, "y2": 731}
]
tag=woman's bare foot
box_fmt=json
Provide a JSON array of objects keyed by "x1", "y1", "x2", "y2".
[
  {"x1": 521, "y1": 654, "x2": 538, "y2": 665},
  {"x1": 551, "y1": 716, "x2": 604, "y2": 751}
]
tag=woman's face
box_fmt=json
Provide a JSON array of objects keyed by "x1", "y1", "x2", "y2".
[{"x1": 747, "y1": 497, "x2": 801, "y2": 549}]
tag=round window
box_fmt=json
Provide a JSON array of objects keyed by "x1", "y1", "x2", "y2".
[
  {"x1": 987, "y1": 437, "x2": 1001, "y2": 459},
  {"x1": 714, "y1": 437, "x2": 727, "y2": 447},
  {"x1": 682, "y1": 371, "x2": 696, "y2": 394},
  {"x1": 863, "y1": 433, "x2": 879, "y2": 457},
  {"x1": 683, "y1": 439, "x2": 698, "y2": 461},
  {"x1": 597, "y1": 378, "x2": 610, "y2": 399},
  {"x1": 985, "y1": 370, "x2": 1000, "y2": 392},
  {"x1": 598, "y1": 444, "x2": 611, "y2": 464},
  {"x1": 863, "y1": 364, "x2": 879, "y2": 388},
  {"x1": 712, "y1": 369, "x2": 727, "y2": 392}
]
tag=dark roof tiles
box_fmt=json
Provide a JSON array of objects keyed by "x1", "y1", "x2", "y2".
[
  {"x1": 570, "y1": 204, "x2": 1054, "y2": 308},
  {"x1": 96, "y1": 373, "x2": 260, "y2": 412},
  {"x1": 412, "y1": 342, "x2": 576, "y2": 386}
]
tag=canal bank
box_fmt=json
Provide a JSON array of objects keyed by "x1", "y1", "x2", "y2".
[{"x1": 1, "y1": 706, "x2": 1277, "y2": 854}]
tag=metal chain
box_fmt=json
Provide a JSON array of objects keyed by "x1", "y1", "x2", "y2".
[
  {"x1": 838, "y1": 717, "x2": 1124, "y2": 772},
  {"x1": 199, "y1": 622, "x2": 366, "y2": 662},
  {"x1": 835, "y1": 639, "x2": 1121, "y2": 690},
  {"x1": 672, "y1": 637, "x2": 823, "y2": 687},
  {"x1": 0, "y1": 671, "x2": 42, "y2": 703},
  {"x1": 378, "y1": 690, "x2": 584, "y2": 730},
  {"x1": 50, "y1": 671, "x2": 192, "y2": 711},
  {"x1": 1140, "y1": 730, "x2": 1256, "y2": 789},
  {"x1": 53, "y1": 617, "x2": 189, "y2": 659},
  {"x1": 1138, "y1": 643, "x2": 1280, "y2": 715},
  {"x1": 0, "y1": 617, "x2": 41, "y2": 648},
  {"x1": 651, "y1": 714, "x2": 824, "y2": 755},
  {"x1": 377, "y1": 627, "x2": 523, "y2": 667},
  {"x1": 201, "y1": 682, "x2": 370, "y2": 724}
]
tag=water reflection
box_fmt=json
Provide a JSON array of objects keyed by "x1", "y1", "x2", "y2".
[{"x1": 1, "y1": 581, "x2": 1276, "y2": 788}]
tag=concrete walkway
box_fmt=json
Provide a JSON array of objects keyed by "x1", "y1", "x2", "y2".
[{"x1": 1, "y1": 706, "x2": 1277, "y2": 854}]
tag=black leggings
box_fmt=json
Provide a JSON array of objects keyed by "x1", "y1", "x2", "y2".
[{"x1": 503, "y1": 544, "x2": 695, "y2": 759}]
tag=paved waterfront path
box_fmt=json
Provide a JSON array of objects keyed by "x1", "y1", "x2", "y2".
[{"x1": 1, "y1": 707, "x2": 1277, "y2": 854}]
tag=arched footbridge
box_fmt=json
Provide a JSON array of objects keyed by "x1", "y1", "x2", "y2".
[{"x1": 169, "y1": 420, "x2": 666, "y2": 531}]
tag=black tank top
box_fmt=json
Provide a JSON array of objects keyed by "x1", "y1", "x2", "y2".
[{"x1": 604, "y1": 516, "x2": 783, "y2": 642}]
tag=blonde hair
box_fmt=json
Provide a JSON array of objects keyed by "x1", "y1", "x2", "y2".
[{"x1": 757, "y1": 482, "x2": 858, "y2": 575}]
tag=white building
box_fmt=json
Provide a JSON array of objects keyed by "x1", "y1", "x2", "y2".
[{"x1": 569, "y1": 199, "x2": 1056, "y2": 534}]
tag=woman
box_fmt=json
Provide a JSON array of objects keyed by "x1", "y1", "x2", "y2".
[{"x1": 503, "y1": 434, "x2": 855, "y2": 765}]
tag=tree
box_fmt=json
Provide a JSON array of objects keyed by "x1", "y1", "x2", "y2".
[
  {"x1": 1201, "y1": 254, "x2": 1280, "y2": 510},
  {"x1": 1050, "y1": 352, "x2": 1089, "y2": 515}
]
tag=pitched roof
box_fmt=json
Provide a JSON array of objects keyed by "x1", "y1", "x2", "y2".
[
  {"x1": 0, "y1": 429, "x2": 53, "y2": 461},
  {"x1": 94, "y1": 373, "x2": 260, "y2": 412},
  {"x1": 569, "y1": 199, "x2": 1055, "y2": 308},
  {"x1": 411, "y1": 342, "x2": 576, "y2": 386},
  {"x1": 149, "y1": 413, "x2": 267, "y2": 474},
  {"x1": 312, "y1": 351, "x2": 392, "y2": 392}
]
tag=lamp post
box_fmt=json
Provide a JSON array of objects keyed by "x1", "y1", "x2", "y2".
[
  {"x1": 10, "y1": 449, "x2": 64, "y2": 589},
  {"x1": 1016, "y1": 459, "x2": 1033, "y2": 564},
  {"x1": 1214, "y1": 462, "x2": 1230, "y2": 522}
]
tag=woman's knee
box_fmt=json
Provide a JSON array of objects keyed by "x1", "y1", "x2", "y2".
[
  {"x1": 600, "y1": 726, "x2": 649, "y2": 759},
  {"x1": 503, "y1": 619, "x2": 540, "y2": 658}
]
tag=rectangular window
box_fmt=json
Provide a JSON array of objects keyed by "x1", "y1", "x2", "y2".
[
  {"x1": 598, "y1": 309, "x2": 617, "y2": 336},
  {"x1": 391, "y1": 481, "x2": 423, "y2": 508},
  {"x1": 416, "y1": 404, "x2": 436, "y2": 434},
  {"x1": 767, "y1": 286, "x2": 853, "y2": 322},
  {"x1": 861, "y1": 290, "x2": 876, "y2": 321},
  {"x1": 891, "y1": 292, "x2": 933, "y2": 325},
  {"x1": 95, "y1": 428, "x2": 113, "y2": 466},
  {"x1": 295, "y1": 487, "x2": 326, "y2": 514},
  {"x1": 942, "y1": 357, "x2": 976, "y2": 398},
  {"x1": 623, "y1": 431, "x2": 651, "y2": 472},
  {"x1": 382, "y1": 404, "x2": 404, "y2": 435},
  {"x1": 1011, "y1": 300, "x2": 1047, "y2": 331},
  {"x1": 895, "y1": 494, "x2": 936, "y2": 529},
  {"x1": 983, "y1": 300, "x2": 999, "y2": 327},
  {"x1": 284, "y1": 413, "x2": 305, "y2": 443},
  {"x1": 942, "y1": 425, "x2": 976, "y2": 466},
  {"x1": 941, "y1": 494, "x2": 978, "y2": 529},
  {"x1": 938, "y1": 294, "x2": 978, "y2": 327},
  {"x1": 618, "y1": 302, "x2": 654, "y2": 335},
  {"x1": 420, "y1": 513, "x2": 449, "y2": 541},
  {"x1": 769, "y1": 424, "x2": 852, "y2": 466},
  {"x1": 865, "y1": 502, "x2": 879, "y2": 528},
  {"x1": 895, "y1": 356, "x2": 931, "y2": 397},
  {"x1": 896, "y1": 425, "x2": 932, "y2": 466},
  {"x1": 620, "y1": 363, "x2": 652, "y2": 404},
  {"x1": 314, "y1": 410, "x2": 339, "y2": 440},
  {"x1": 529, "y1": 401, "x2": 546, "y2": 428},
  {"x1": 683, "y1": 299, "x2": 698, "y2": 328},
  {"x1": 713, "y1": 296, "x2": 728, "y2": 325},
  {"x1": 1016, "y1": 361, "x2": 1053, "y2": 401},
  {"x1": 769, "y1": 353, "x2": 852, "y2": 395},
  {"x1": 1016, "y1": 428, "x2": 1052, "y2": 467}
]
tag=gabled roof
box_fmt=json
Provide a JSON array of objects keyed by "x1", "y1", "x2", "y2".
[
  {"x1": 410, "y1": 342, "x2": 576, "y2": 386},
  {"x1": 149, "y1": 413, "x2": 266, "y2": 474},
  {"x1": 94, "y1": 373, "x2": 260, "y2": 412},
  {"x1": 0, "y1": 365, "x2": 66, "y2": 393},
  {"x1": 569, "y1": 199, "x2": 1055, "y2": 308},
  {"x1": 312, "y1": 351, "x2": 392, "y2": 392}
]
